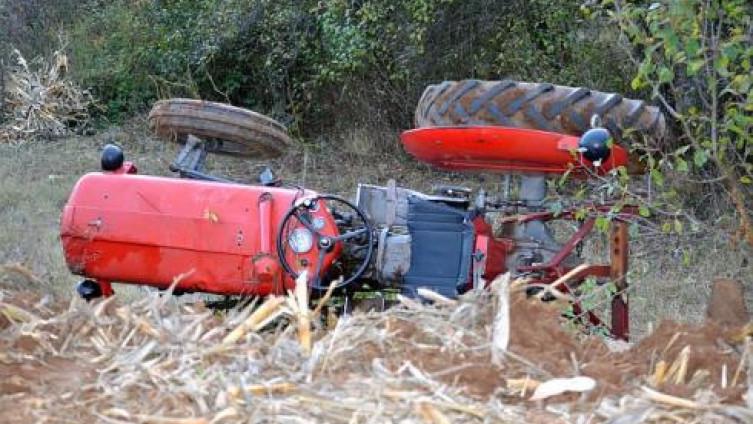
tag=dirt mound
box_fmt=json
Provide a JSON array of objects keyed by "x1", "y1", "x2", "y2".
[
  {"x1": 0, "y1": 285, "x2": 751, "y2": 422},
  {"x1": 707, "y1": 278, "x2": 750, "y2": 326}
]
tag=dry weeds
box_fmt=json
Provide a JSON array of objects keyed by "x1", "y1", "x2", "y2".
[{"x1": 0, "y1": 48, "x2": 93, "y2": 142}]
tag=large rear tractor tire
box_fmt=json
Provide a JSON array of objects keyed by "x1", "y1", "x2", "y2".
[
  {"x1": 148, "y1": 99, "x2": 292, "y2": 158},
  {"x1": 415, "y1": 80, "x2": 666, "y2": 141}
]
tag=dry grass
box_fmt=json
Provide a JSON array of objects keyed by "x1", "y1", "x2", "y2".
[
  {"x1": 628, "y1": 228, "x2": 753, "y2": 338},
  {"x1": 0, "y1": 121, "x2": 171, "y2": 294}
]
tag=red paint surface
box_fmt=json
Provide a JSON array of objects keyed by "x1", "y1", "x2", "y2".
[
  {"x1": 60, "y1": 172, "x2": 340, "y2": 295},
  {"x1": 400, "y1": 126, "x2": 629, "y2": 175},
  {"x1": 472, "y1": 216, "x2": 510, "y2": 283}
]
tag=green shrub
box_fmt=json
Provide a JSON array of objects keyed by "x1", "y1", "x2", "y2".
[
  {"x1": 606, "y1": 0, "x2": 753, "y2": 245},
  {"x1": 16, "y1": 0, "x2": 634, "y2": 142}
]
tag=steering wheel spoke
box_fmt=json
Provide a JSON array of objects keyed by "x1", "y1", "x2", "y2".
[
  {"x1": 311, "y1": 247, "x2": 327, "y2": 286},
  {"x1": 333, "y1": 227, "x2": 368, "y2": 242}
]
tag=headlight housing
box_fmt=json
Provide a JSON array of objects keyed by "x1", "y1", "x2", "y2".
[{"x1": 288, "y1": 228, "x2": 314, "y2": 253}]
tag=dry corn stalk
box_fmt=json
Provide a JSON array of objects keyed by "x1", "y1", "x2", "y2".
[
  {"x1": 733, "y1": 337, "x2": 751, "y2": 387},
  {"x1": 529, "y1": 376, "x2": 597, "y2": 401},
  {"x1": 746, "y1": 339, "x2": 753, "y2": 408},
  {"x1": 416, "y1": 287, "x2": 457, "y2": 306},
  {"x1": 640, "y1": 386, "x2": 704, "y2": 409},
  {"x1": 244, "y1": 382, "x2": 297, "y2": 396},
  {"x1": 0, "y1": 262, "x2": 44, "y2": 285},
  {"x1": 650, "y1": 360, "x2": 668, "y2": 387},
  {"x1": 491, "y1": 273, "x2": 511, "y2": 365},
  {"x1": 291, "y1": 271, "x2": 311, "y2": 355},
  {"x1": 665, "y1": 346, "x2": 691, "y2": 385},
  {"x1": 133, "y1": 415, "x2": 208, "y2": 424},
  {"x1": 415, "y1": 401, "x2": 452, "y2": 424},
  {"x1": 2, "y1": 270, "x2": 748, "y2": 422},
  {"x1": 1, "y1": 48, "x2": 93, "y2": 142},
  {"x1": 0, "y1": 301, "x2": 39, "y2": 323},
  {"x1": 311, "y1": 276, "x2": 341, "y2": 318},
  {"x1": 507, "y1": 377, "x2": 541, "y2": 396},
  {"x1": 222, "y1": 296, "x2": 285, "y2": 345},
  {"x1": 731, "y1": 323, "x2": 753, "y2": 344}
]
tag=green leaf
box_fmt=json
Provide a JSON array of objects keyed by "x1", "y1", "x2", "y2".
[
  {"x1": 595, "y1": 216, "x2": 610, "y2": 233},
  {"x1": 658, "y1": 66, "x2": 673, "y2": 83},
  {"x1": 693, "y1": 150, "x2": 708, "y2": 167},
  {"x1": 674, "y1": 145, "x2": 691, "y2": 155},
  {"x1": 651, "y1": 168, "x2": 665, "y2": 186},
  {"x1": 662, "y1": 222, "x2": 672, "y2": 233},
  {"x1": 638, "y1": 205, "x2": 651, "y2": 217},
  {"x1": 674, "y1": 219, "x2": 683, "y2": 234},
  {"x1": 715, "y1": 56, "x2": 731, "y2": 77},
  {"x1": 688, "y1": 59, "x2": 704, "y2": 75},
  {"x1": 685, "y1": 38, "x2": 700, "y2": 57},
  {"x1": 558, "y1": 167, "x2": 573, "y2": 187},
  {"x1": 741, "y1": 176, "x2": 753, "y2": 185},
  {"x1": 675, "y1": 158, "x2": 689, "y2": 172},
  {"x1": 631, "y1": 76, "x2": 643, "y2": 90}
]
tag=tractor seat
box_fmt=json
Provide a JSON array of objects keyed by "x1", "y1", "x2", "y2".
[{"x1": 402, "y1": 196, "x2": 474, "y2": 298}]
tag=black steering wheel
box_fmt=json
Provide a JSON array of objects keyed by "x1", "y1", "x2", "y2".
[{"x1": 276, "y1": 195, "x2": 374, "y2": 290}]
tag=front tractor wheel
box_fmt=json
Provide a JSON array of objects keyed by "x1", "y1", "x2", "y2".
[{"x1": 148, "y1": 99, "x2": 293, "y2": 158}]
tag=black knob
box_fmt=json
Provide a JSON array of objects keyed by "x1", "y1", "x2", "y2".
[
  {"x1": 579, "y1": 128, "x2": 612, "y2": 162},
  {"x1": 101, "y1": 144, "x2": 125, "y2": 171}
]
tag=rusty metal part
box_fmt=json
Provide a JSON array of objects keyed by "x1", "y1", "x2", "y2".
[
  {"x1": 415, "y1": 80, "x2": 666, "y2": 142},
  {"x1": 148, "y1": 99, "x2": 292, "y2": 158},
  {"x1": 610, "y1": 221, "x2": 629, "y2": 340}
]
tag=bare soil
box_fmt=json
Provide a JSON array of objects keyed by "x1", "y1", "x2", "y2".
[
  {"x1": 329, "y1": 289, "x2": 749, "y2": 402},
  {"x1": 707, "y1": 279, "x2": 750, "y2": 326}
]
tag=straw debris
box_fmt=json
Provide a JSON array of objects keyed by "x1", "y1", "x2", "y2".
[
  {"x1": 1, "y1": 48, "x2": 94, "y2": 143},
  {"x1": 0, "y1": 285, "x2": 751, "y2": 423}
]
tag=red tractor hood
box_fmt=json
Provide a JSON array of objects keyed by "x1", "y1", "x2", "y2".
[{"x1": 60, "y1": 172, "x2": 334, "y2": 295}]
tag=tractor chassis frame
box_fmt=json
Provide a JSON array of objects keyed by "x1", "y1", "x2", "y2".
[{"x1": 511, "y1": 207, "x2": 633, "y2": 340}]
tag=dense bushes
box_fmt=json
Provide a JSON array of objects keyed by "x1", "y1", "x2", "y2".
[
  {"x1": 0, "y1": 0, "x2": 84, "y2": 56},
  {"x1": 2, "y1": 0, "x2": 635, "y2": 141},
  {"x1": 608, "y1": 0, "x2": 753, "y2": 244}
]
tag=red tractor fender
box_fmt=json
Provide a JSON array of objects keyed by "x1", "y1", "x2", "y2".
[{"x1": 400, "y1": 126, "x2": 629, "y2": 175}]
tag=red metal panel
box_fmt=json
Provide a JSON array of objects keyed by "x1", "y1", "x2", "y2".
[
  {"x1": 400, "y1": 126, "x2": 629, "y2": 175},
  {"x1": 472, "y1": 216, "x2": 510, "y2": 282},
  {"x1": 60, "y1": 173, "x2": 338, "y2": 295}
]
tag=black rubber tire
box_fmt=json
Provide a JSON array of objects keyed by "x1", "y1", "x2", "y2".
[
  {"x1": 415, "y1": 80, "x2": 666, "y2": 140},
  {"x1": 148, "y1": 99, "x2": 292, "y2": 158}
]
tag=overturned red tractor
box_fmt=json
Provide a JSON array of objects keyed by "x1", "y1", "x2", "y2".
[{"x1": 60, "y1": 81, "x2": 665, "y2": 340}]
